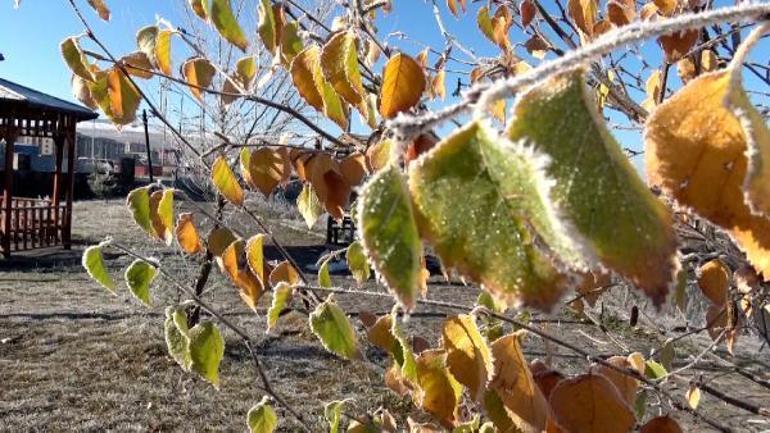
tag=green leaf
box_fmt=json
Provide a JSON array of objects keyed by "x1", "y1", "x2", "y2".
[
  {"x1": 164, "y1": 306, "x2": 192, "y2": 369},
  {"x1": 391, "y1": 314, "x2": 417, "y2": 383},
  {"x1": 189, "y1": 321, "x2": 225, "y2": 388},
  {"x1": 207, "y1": 0, "x2": 249, "y2": 52},
  {"x1": 126, "y1": 186, "x2": 153, "y2": 234},
  {"x1": 358, "y1": 164, "x2": 422, "y2": 311},
  {"x1": 124, "y1": 259, "x2": 157, "y2": 306},
  {"x1": 61, "y1": 37, "x2": 93, "y2": 82},
  {"x1": 247, "y1": 396, "x2": 278, "y2": 433},
  {"x1": 297, "y1": 183, "x2": 324, "y2": 229},
  {"x1": 346, "y1": 241, "x2": 370, "y2": 285},
  {"x1": 318, "y1": 256, "x2": 333, "y2": 288},
  {"x1": 280, "y1": 21, "x2": 303, "y2": 65},
  {"x1": 324, "y1": 399, "x2": 350, "y2": 433},
  {"x1": 257, "y1": 0, "x2": 277, "y2": 53},
  {"x1": 211, "y1": 155, "x2": 244, "y2": 206},
  {"x1": 82, "y1": 243, "x2": 115, "y2": 292},
  {"x1": 235, "y1": 55, "x2": 257, "y2": 89},
  {"x1": 507, "y1": 68, "x2": 678, "y2": 306},
  {"x1": 644, "y1": 359, "x2": 667, "y2": 379},
  {"x1": 267, "y1": 282, "x2": 292, "y2": 332},
  {"x1": 309, "y1": 296, "x2": 360, "y2": 360},
  {"x1": 409, "y1": 120, "x2": 582, "y2": 310}
]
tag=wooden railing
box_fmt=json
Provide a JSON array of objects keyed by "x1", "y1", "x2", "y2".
[{"x1": 0, "y1": 197, "x2": 67, "y2": 253}]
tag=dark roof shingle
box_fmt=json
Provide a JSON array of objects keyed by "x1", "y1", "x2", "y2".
[{"x1": 0, "y1": 77, "x2": 98, "y2": 120}]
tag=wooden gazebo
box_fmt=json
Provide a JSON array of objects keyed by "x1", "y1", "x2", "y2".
[{"x1": 0, "y1": 78, "x2": 98, "y2": 257}]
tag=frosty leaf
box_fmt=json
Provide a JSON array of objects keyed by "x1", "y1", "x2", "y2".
[
  {"x1": 207, "y1": 0, "x2": 249, "y2": 52},
  {"x1": 211, "y1": 155, "x2": 244, "y2": 206},
  {"x1": 258, "y1": 0, "x2": 277, "y2": 53},
  {"x1": 590, "y1": 356, "x2": 638, "y2": 405},
  {"x1": 321, "y1": 30, "x2": 368, "y2": 117},
  {"x1": 175, "y1": 212, "x2": 203, "y2": 255},
  {"x1": 118, "y1": 51, "x2": 153, "y2": 79},
  {"x1": 568, "y1": 0, "x2": 597, "y2": 36},
  {"x1": 267, "y1": 282, "x2": 292, "y2": 332},
  {"x1": 414, "y1": 349, "x2": 463, "y2": 427},
  {"x1": 366, "y1": 139, "x2": 394, "y2": 173},
  {"x1": 83, "y1": 244, "x2": 115, "y2": 292},
  {"x1": 324, "y1": 399, "x2": 349, "y2": 433},
  {"x1": 358, "y1": 164, "x2": 423, "y2": 310},
  {"x1": 508, "y1": 68, "x2": 678, "y2": 306},
  {"x1": 246, "y1": 234, "x2": 267, "y2": 283},
  {"x1": 182, "y1": 57, "x2": 216, "y2": 101},
  {"x1": 72, "y1": 74, "x2": 98, "y2": 109},
  {"x1": 150, "y1": 189, "x2": 174, "y2": 245},
  {"x1": 245, "y1": 147, "x2": 288, "y2": 197},
  {"x1": 309, "y1": 296, "x2": 360, "y2": 360},
  {"x1": 105, "y1": 68, "x2": 141, "y2": 125},
  {"x1": 442, "y1": 315, "x2": 493, "y2": 401},
  {"x1": 268, "y1": 261, "x2": 300, "y2": 287},
  {"x1": 410, "y1": 120, "x2": 583, "y2": 310},
  {"x1": 189, "y1": 321, "x2": 225, "y2": 388},
  {"x1": 339, "y1": 152, "x2": 367, "y2": 187},
  {"x1": 290, "y1": 45, "x2": 348, "y2": 129},
  {"x1": 297, "y1": 183, "x2": 324, "y2": 229},
  {"x1": 280, "y1": 21, "x2": 303, "y2": 65},
  {"x1": 124, "y1": 259, "x2": 157, "y2": 306},
  {"x1": 318, "y1": 257, "x2": 333, "y2": 288},
  {"x1": 207, "y1": 227, "x2": 237, "y2": 258},
  {"x1": 644, "y1": 359, "x2": 667, "y2": 379},
  {"x1": 488, "y1": 331, "x2": 550, "y2": 433},
  {"x1": 164, "y1": 306, "x2": 191, "y2": 369},
  {"x1": 155, "y1": 30, "x2": 173, "y2": 76},
  {"x1": 235, "y1": 56, "x2": 257, "y2": 89},
  {"x1": 61, "y1": 37, "x2": 93, "y2": 82},
  {"x1": 136, "y1": 26, "x2": 159, "y2": 65},
  {"x1": 346, "y1": 241, "x2": 371, "y2": 285},
  {"x1": 247, "y1": 396, "x2": 278, "y2": 433},
  {"x1": 686, "y1": 384, "x2": 701, "y2": 409},
  {"x1": 645, "y1": 68, "x2": 770, "y2": 279},
  {"x1": 127, "y1": 186, "x2": 153, "y2": 235},
  {"x1": 222, "y1": 240, "x2": 265, "y2": 311},
  {"x1": 189, "y1": 0, "x2": 207, "y2": 20}
]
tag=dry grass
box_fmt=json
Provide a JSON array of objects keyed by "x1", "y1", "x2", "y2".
[{"x1": 1, "y1": 199, "x2": 769, "y2": 432}]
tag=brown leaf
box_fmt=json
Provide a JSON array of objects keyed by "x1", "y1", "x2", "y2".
[
  {"x1": 658, "y1": 29, "x2": 700, "y2": 62},
  {"x1": 590, "y1": 356, "x2": 639, "y2": 405},
  {"x1": 520, "y1": 0, "x2": 537, "y2": 27},
  {"x1": 549, "y1": 373, "x2": 635, "y2": 433},
  {"x1": 640, "y1": 415, "x2": 683, "y2": 433}
]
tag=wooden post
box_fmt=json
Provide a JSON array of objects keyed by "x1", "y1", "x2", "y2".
[
  {"x1": 142, "y1": 109, "x2": 154, "y2": 182},
  {"x1": 53, "y1": 127, "x2": 65, "y2": 244},
  {"x1": 63, "y1": 128, "x2": 76, "y2": 250},
  {"x1": 2, "y1": 127, "x2": 17, "y2": 257}
]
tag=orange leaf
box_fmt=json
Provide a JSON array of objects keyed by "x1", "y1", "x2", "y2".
[
  {"x1": 246, "y1": 147, "x2": 289, "y2": 197},
  {"x1": 175, "y1": 212, "x2": 203, "y2": 255},
  {"x1": 221, "y1": 239, "x2": 265, "y2": 310},
  {"x1": 269, "y1": 260, "x2": 301, "y2": 287},
  {"x1": 339, "y1": 152, "x2": 367, "y2": 187},
  {"x1": 590, "y1": 356, "x2": 639, "y2": 405},
  {"x1": 698, "y1": 259, "x2": 730, "y2": 306},
  {"x1": 379, "y1": 53, "x2": 426, "y2": 118}
]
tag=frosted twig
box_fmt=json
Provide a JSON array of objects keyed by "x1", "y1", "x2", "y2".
[{"x1": 386, "y1": 2, "x2": 770, "y2": 139}]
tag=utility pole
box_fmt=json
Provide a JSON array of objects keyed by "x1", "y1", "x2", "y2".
[{"x1": 142, "y1": 109, "x2": 154, "y2": 182}]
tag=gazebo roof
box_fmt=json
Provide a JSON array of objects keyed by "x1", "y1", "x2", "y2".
[{"x1": 0, "y1": 78, "x2": 98, "y2": 121}]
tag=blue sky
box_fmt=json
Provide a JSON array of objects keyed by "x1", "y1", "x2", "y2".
[{"x1": 1, "y1": 0, "x2": 767, "y2": 169}]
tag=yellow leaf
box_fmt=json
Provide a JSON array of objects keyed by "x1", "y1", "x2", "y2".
[
  {"x1": 379, "y1": 53, "x2": 426, "y2": 119},
  {"x1": 71, "y1": 74, "x2": 98, "y2": 109},
  {"x1": 106, "y1": 68, "x2": 141, "y2": 125},
  {"x1": 645, "y1": 68, "x2": 770, "y2": 279},
  {"x1": 155, "y1": 30, "x2": 173, "y2": 76},
  {"x1": 61, "y1": 37, "x2": 93, "y2": 82},
  {"x1": 246, "y1": 234, "x2": 267, "y2": 283},
  {"x1": 365, "y1": 139, "x2": 393, "y2": 173},
  {"x1": 290, "y1": 45, "x2": 348, "y2": 129},
  {"x1": 149, "y1": 189, "x2": 174, "y2": 245},
  {"x1": 653, "y1": 0, "x2": 677, "y2": 16},
  {"x1": 245, "y1": 147, "x2": 288, "y2": 197},
  {"x1": 269, "y1": 260, "x2": 300, "y2": 287},
  {"x1": 175, "y1": 212, "x2": 203, "y2": 255},
  {"x1": 321, "y1": 30, "x2": 368, "y2": 117},
  {"x1": 698, "y1": 259, "x2": 729, "y2": 306},
  {"x1": 686, "y1": 384, "x2": 701, "y2": 409},
  {"x1": 258, "y1": 0, "x2": 277, "y2": 53},
  {"x1": 641, "y1": 69, "x2": 662, "y2": 111},
  {"x1": 549, "y1": 373, "x2": 635, "y2": 433},
  {"x1": 568, "y1": 0, "x2": 597, "y2": 36},
  {"x1": 182, "y1": 57, "x2": 216, "y2": 101},
  {"x1": 414, "y1": 349, "x2": 462, "y2": 428},
  {"x1": 431, "y1": 68, "x2": 446, "y2": 100},
  {"x1": 339, "y1": 152, "x2": 367, "y2": 186},
  {"x1": 442, "y1": 315, "x2": 493, "y2": 401},
  {"x1": 211, "y1": 155, "x2": 244, "y2": 206},
  {"x1": 221, "y1": 239, "x2": 265, "y2": 311},
  {"x1": 488, "y1": 331, "x2": 550, "y2": 433}
]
